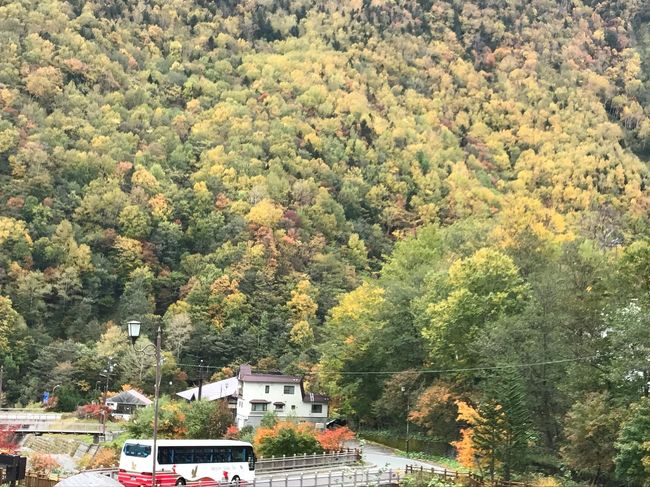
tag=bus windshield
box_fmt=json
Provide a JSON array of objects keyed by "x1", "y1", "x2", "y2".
[{"x1": 123, "y1": 443, "x2": 152, "y2": 458}]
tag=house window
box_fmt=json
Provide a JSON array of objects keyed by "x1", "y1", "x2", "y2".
[
  {"x1": 265, "y1": 385, "x2": 270, "y2": 393},
  {"x1": 284, "y1": 385, "x2": 295, "y2": 394},
  {"x1": 274, "y1": 403, "x2": 284, "y2": 411},
  {"x1": 311, "y1": 404, "x2": 323, "y2": 414},
  {"x1": 291, "y1": 405, "x2": 296, "y2": 410},
  {"x1": 251, "y1": 403, "x2": 268, "y2": 412}
]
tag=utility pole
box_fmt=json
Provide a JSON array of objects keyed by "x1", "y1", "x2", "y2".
[
  {"x1": 197, "y1": 359, "x2": 204, "y2": 401},
  {"x1": 401, "y1": 386, "x2": 410, "y2": 456},
  {"x1": 0, "y1": 365, "x2": 4, "y2": 408},
  {"x1": 152, "y1": 324, "x2": 162, "y2": 487},
  {"x1": 101, "y1": 358, "x2": 116, "y2": 439},
  {"x1": 406, "y1": 393, "x2": 410, "y2": 456}
]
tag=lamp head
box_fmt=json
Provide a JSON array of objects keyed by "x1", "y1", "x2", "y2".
[{"x1": 127, "y1": 320, "x2": 142, "y2": 345}]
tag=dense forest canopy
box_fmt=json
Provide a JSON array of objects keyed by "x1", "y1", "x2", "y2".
[{"x1": 1, "y1": 0, "x2": 650, "y2": 483}]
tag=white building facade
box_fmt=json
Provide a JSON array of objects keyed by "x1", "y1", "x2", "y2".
[{"x1": 235, "y1": 365, "x2": 329, "y2": 429}]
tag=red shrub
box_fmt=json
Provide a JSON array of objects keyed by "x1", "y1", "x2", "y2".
[
  {"x1": 317, "y1": 426, "x2": 355, "y2": 451},
  {"x1": 224, "y1": 425, "x2": 240, "y2": 439},
  {"x1": 76, "y1": 403, "x2": 111, "y2": 421},
  {"x1": 0, "y1": 425, "x2": 18, "y2": 454}
]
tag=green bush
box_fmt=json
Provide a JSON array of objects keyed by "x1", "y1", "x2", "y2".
[
  {"x1": 185, "y1": 400, "x2": 233, "y2": 439},
  {"x1": 256, "y1": 423, "x2": 323, "y2": 457},
  {"x1": 126, "y1": 396, "x2": 188, "y2": 438},
  {"x1": 260, "y1": 411, "x2": 278, "y2": 428}
]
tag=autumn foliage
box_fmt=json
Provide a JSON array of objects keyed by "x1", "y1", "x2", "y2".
[
  {"x1": 451, "y1": 401, "x2": 481, "y2": 470},
  {"x1": 224, "y1": 425, "x2": 240, "y2": 439},
  {"x1": 254, "y1": 421, "x2": 323, "y2": 457},
  {"x1": 75, "y1": 403, "x2": 111, "y2": 421},
  {"x1": 28, "y1": 453, "x2": 60, "y2": 476},
  {"x1": 0, "y1": 425, "x2": 18, "y2": 454},
  {"x1": 79, "y1": 448, "x2": 119, "y2": 469},
  {"x1": 316, "y1": 426, "x2": 355, "y2": 451}
]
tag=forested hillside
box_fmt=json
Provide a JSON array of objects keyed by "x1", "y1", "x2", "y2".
[{"x1": 1, "y1": 0, "x2": 650, "y2": 483}]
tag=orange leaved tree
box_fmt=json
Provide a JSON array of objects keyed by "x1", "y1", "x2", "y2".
[
  {"x1": 317, "y1": 426, "x2": 355, "y2": 451},
  {"x1": 451, "y1": 401, "x2": 481, "y2": 470}
]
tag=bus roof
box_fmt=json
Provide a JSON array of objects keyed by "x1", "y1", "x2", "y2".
[{"x1": 122, "y1": 439, "x2": 253, "y2": 447}]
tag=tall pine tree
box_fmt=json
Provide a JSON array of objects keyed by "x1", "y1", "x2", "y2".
[{"x1": 473, "y1": 369, "x2": 534, "y2": 481}]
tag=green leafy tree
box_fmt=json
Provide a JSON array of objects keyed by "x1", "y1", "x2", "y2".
[
  {"x1": 0, "y1": 296, "x2": 27, "y2": 356},
  {"x1": 561, "y1": 393, "x2": 621, "y2": 484},
  {"x1": 422, "y1": 248, "x2": 528, "y2": 368},
  {"x1": 185, "y1": 400, "x2": 234, "y2": 439},
  {"x1": 126, "y1": 396, "x2": 188, "y2": 439},
  {"x1": 615, "y1": 398, "x2": 650, "y2": 485}
]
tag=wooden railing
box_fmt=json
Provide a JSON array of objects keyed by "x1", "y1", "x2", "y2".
[
  {"x1": 17, "y1": 468, "x2": 118, "y2": 487},
  {"x1": 18, "y1": 475, "x2": 59, "y2": 487},
  {"x1": 404, "y1": 465, "x2": 536, "y2": 487}
]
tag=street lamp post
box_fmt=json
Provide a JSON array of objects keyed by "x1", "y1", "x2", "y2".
[
  {"x1": 401, "y1": 386, "x2": 410, "y2": 456},
  {"x1": 127, "y1": 320, "x2": 162, "y2": 487}
]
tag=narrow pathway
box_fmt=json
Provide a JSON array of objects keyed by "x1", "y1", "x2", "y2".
[{"x1": 349, "y1": 440, "x2": 450, "y2": 473}]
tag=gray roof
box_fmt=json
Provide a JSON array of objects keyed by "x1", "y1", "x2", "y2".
[
  {"x1": 106, "y1": 390, "x2": 152, "y2": 406},
  {"x1": 177, "y1": 377, "x2": 239, "y2": 402},
  {"x1": 238, "y1": 364, "x2": 301, "y2": 383},
  {"x1": 54, "y1": 472, "x2": 123, "y2": 487},
  {"x1": 238, "y1": 364, "x2": 329, "y2": 403}
]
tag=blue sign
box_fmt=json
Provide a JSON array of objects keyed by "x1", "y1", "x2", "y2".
[{"x1": 42, "y1": 391, "x2": 49, "y2": 403}]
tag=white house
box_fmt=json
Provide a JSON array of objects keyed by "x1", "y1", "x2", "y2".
[
  {"x1": 175, "y1": 365, "x2": 329, "y2": 429},
  {"x1": 235, "y1": 365, "x2": 329, "y2": 429}
]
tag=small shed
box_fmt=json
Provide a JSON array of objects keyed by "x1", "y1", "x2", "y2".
[{"x1": 106, "y1": 390, "x2": 152, "y2": 419}]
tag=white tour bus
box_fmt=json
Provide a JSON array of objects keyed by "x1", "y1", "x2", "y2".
[{"x1": 118, "y1": 439, "x2": 256, "y2": 487}]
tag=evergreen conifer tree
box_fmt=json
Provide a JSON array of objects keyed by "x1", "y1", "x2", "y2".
[{"x1": 473, "y1": 369, "x2": 534, "y2": 481}]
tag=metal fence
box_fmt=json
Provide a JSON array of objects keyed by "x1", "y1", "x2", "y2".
[
  {"x1": 257, "y1": 450, "x2": 360, "y2": 473},
  {"x1": 0, "y1": 414, "x2": 63, "y2": 424}
]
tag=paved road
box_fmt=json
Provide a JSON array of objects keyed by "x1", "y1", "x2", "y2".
[{"x1": 358, "y1": 441, "x2": 445, "y2": 471}]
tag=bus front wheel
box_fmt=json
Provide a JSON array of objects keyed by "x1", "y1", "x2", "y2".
[
  {"x1": 175, "y1": 479, "x2": 186, "y2": 486},
  {"x1": 232, "y1": 476, "x2": 241, "y2": 486}
]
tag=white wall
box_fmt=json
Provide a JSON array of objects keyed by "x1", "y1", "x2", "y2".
[{"x1": 236, "y1": 380, "x2": 328, "y2": 429}]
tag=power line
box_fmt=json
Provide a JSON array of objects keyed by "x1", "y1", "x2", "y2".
[
  {"x1": 177, "y1": 362, "x2": 224, "y2": 370},
  {"x1": 30, "y1": 347, "x2": 607, "y2": 376},
  {"x1": 335, "y1": 355, "x2": 605, "y2": 375}
]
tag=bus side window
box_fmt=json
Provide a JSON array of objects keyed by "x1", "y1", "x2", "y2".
[
  {"x1": 232, "y1": 447, "x2": 245, "y2": 462},
  {"x1": 246, "y1": 447, "x2": 255, "y2": 462},
  {"x1": 158, "y1": 447, "x2": 173, "y2": 465},
  {"x1": 195, "y1": 448, "x2": 211, "y2": 463},
  {"x1": 214, "y1": 447, "x2": 227, "y2": 463},
  {"x1": 175, "y1": 447, "x2": 194, "y2": 464}
]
